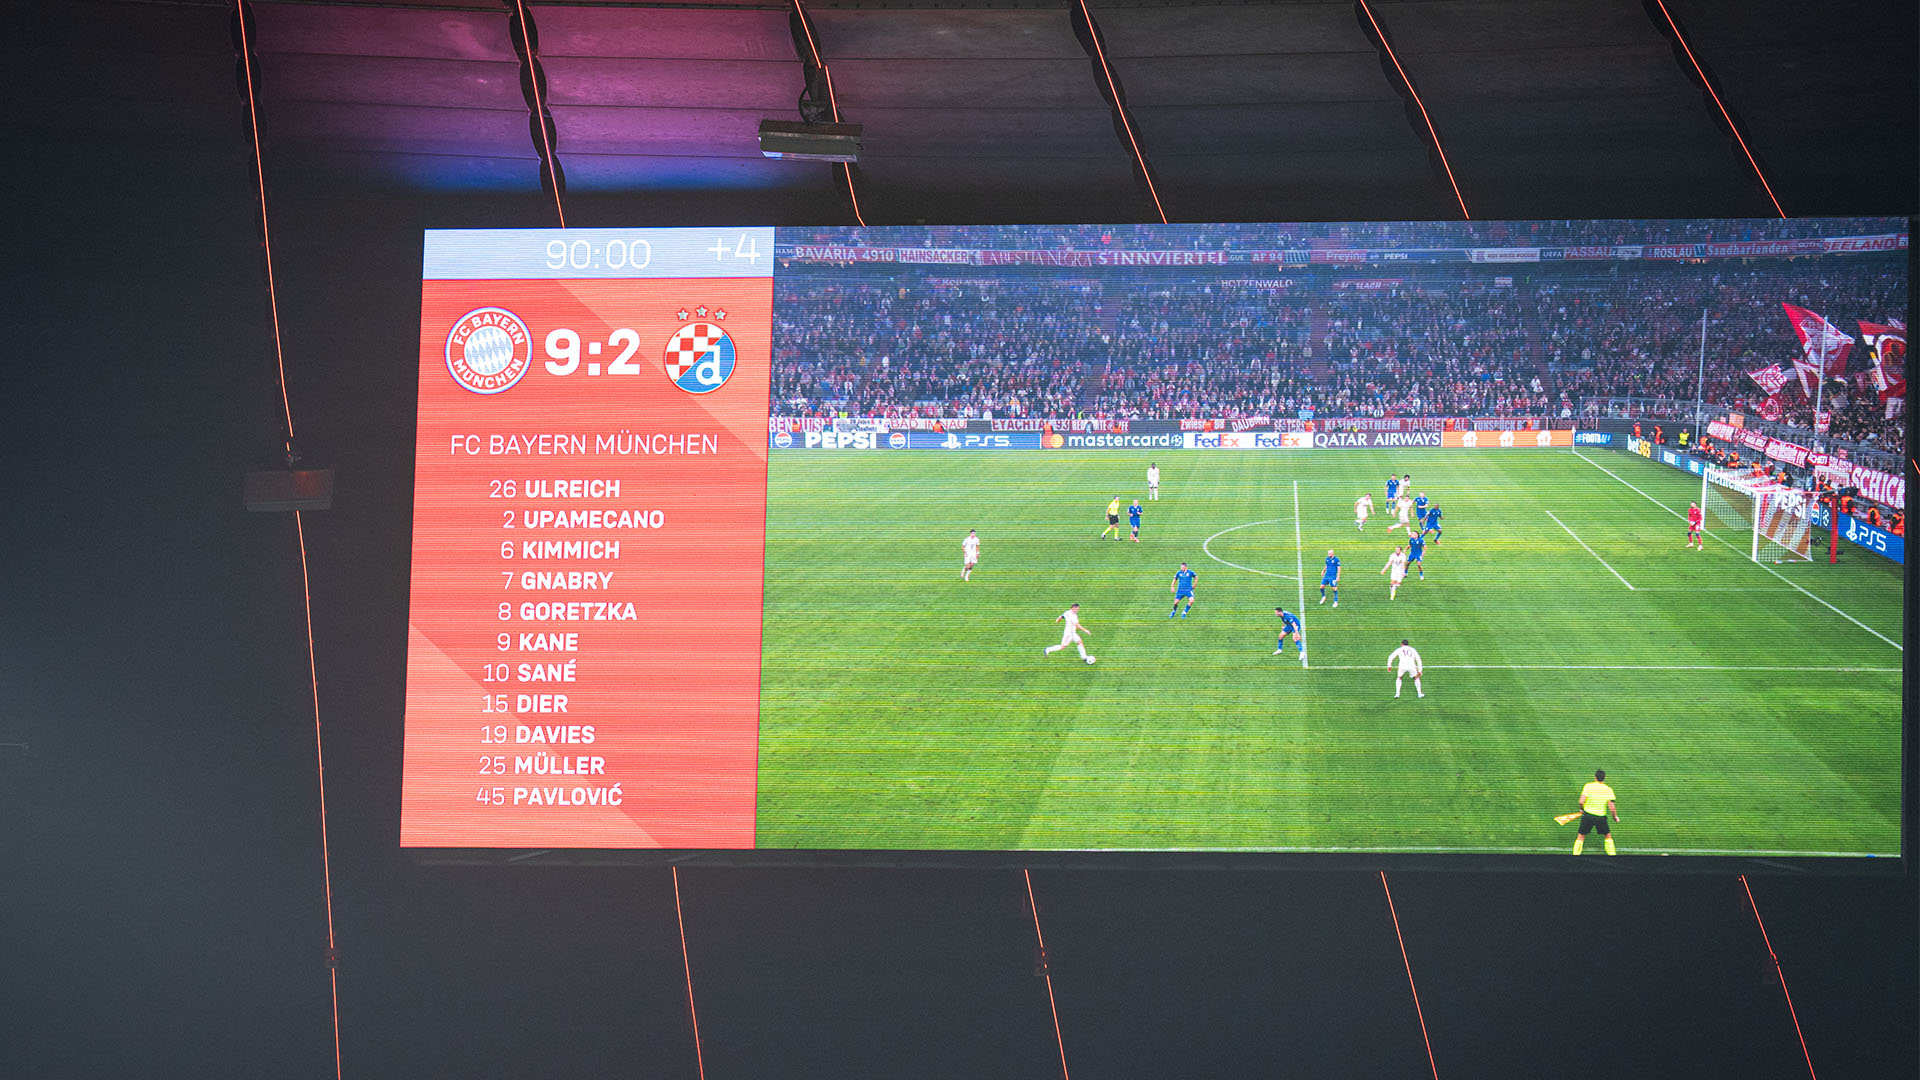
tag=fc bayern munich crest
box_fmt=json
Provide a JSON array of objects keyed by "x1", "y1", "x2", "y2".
[
  {"x1": 445, "y1": 307, "x2": 532, "y2": 394},
  {"x1": 664, "y1": 318, "x2": 737, "y2": 394}
]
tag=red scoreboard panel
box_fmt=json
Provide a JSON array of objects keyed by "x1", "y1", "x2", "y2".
[{"x1": 401, "y1": 229, "x2": 774, "y2": 848}]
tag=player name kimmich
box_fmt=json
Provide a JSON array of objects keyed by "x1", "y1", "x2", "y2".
[
  {"x1": 521, "y1": 509, "x2": 663, "y2": 529},
  {"x1": 520, "y1": 540, "x2": 620, "y2": 559}
]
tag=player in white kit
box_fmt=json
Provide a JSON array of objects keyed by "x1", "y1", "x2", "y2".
[
  {"x1": 1354, "y1": 492, "x2": 1374, "y2": 530},
  {"x1": 1389, "y1": 639, "x2": 1424, "y2": 698},
  {"x1": 1385, "y1": 494, "x2": 1414, "y2": 533},
  {"x1": 1044, "y1": 603, "x2": 1094, "y2": 663},
  {"x1": 962, "y1": 529, "x2": 980, "y2": 580},
  {"x1": 1381, "y1": 545, "x2": 1408, "y2": 599},
  {"x1": 1147, "y1": 462, "x2": 1160, "y2": 500}
]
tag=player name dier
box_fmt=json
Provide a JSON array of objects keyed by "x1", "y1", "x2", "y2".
[
  {"x1": 521, "y1": 479, "x2": 620, "y2": 498},
  {"x1": 521, "y1": 508, "x2": 664, "y2": 529},
  {"x1": 521, "y1": 539, "x2": 619, "y2": 559}
]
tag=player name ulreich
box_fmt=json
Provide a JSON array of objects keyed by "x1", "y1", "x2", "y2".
[{"x1": 518, "y1": 479, "x2": 621, "y2": 498}]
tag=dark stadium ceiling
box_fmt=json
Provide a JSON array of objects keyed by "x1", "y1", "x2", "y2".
[{"x1": 14, "y1": 0, "x2": 1917, "y2": 224}]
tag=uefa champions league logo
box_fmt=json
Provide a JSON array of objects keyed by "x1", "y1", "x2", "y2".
[
  {"x1": 664, "y1": 308, "x2": 737, "y2": 394},
  {"x1": 445, "y1": 307, "x2": 532, "y2": 394}
]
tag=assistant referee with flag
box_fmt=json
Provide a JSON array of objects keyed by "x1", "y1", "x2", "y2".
[{"x1": 1573, "y1": 769, "x2": 1619, "y2": 855}]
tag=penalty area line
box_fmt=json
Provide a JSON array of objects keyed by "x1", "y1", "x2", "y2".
[
  {"x1": 1544, "y1": 509, "x2": 1633, "y2": 589},
  {"x1": 1573, "y1": 449, "x2": 1902, "y2": 653}
]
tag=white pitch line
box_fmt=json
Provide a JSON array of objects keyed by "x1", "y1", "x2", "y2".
[
  {"x1": 1293, "y1": 481, "x2": 1308, "y2": 669},
  {"x1": 1201, "y1": 518, "x2": 1300, "y2": 581},
  {"x1": 1544, "y1": 509, "x2": 1634, "y2": 590},
  {"x1": 1574, "y1": 450, "x2": 1902, "y2": 652},
  {"x1": 1061, "y1": 846, "x2": 1889, "y2": 858},
  {"x1": 1308, "y1": 663, "x2": 1898, "y2": 672}
]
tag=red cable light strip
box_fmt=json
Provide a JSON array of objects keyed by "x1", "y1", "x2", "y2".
[
  {"x1": 672, "y1": 867, "x2": 709, "y2": 1080},
  {"x1": 1072, "y1": 0, "x2": 1167, "y2": 225},
  {"x1": 1379, "y1": 872, "x2": 1440, "y2": 1080},
  {"x1": 1023, "y1": 869, "x2": 1071, "y2": 1080},
  {"x1": 1354, "y1": 0, "x2": 1469, "y2": 221},
  {"x1": 791, "y1": 0, "x2": 865, "y2": 226},
  {"x1": 1649, "y1": 0, "x2": 1786, "y2": 219},
  {"x1": 1739, "y1": 875, "x2": 1818, "y2": 1079},
  {"x1": 239, "y1": 9, "x2": 341, "y2": 1077},
  {"x1": 511, "y1": 0, "x2": 568, "y2": 228},
  {"x1": 236, "y1": 5, "x2": 295, "y2": 444},
  {"x1": 295, "y1": 511, "x2": 344, "y2": 1080}
]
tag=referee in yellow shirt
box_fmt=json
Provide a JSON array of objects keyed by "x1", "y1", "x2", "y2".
[
  {"x1": 1573, "y1": 769, "x2": 1619, "y2": 855},
  {"x1": 1101, "y1": 496, "x2": 1124, "y2": 540}
]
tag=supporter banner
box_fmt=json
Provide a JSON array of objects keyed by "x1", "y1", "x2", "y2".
[
  {"x1": 1442, "y1": 429, "x2": 1574, "y2": 448},
  {"x1": 1815, "y1": 461, "x2": 1906, "y2": 510},
  {"x1": 1765, "y1": 438, "x2": 1811, "y2": 468},
  {"x1": 778, "y1": 233, "x2": 1905, "y2": 268}
]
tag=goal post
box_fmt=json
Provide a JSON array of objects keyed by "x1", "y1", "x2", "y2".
[{"x1": 1702, "y1": 466, "x2": 1815, "y2": 563}]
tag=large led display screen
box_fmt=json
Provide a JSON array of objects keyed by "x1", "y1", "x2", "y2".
[{"x1": 402, "y1": 220, "x2": 1907, "y2": 858}]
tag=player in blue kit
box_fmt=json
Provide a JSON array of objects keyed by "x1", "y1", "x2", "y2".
[
  {"x1": 1128, "y1": 499, "x2": 1143, "y2": 542},
  {"x1": 1170, "y1": 563, "x2": 1197, "y2": 618},
  {"x1": 1386, "y1": 474, "x2": 1400, "y2": 501},
  {"x1": 1319, "y1": 549, "x2": 1341, "y2": 607},
  {"x1": 1274, "y1": 607, "x2": 1305, "y2": 663},
  {"x1": 1407, "y1": 530, "x2": 1427, "y2": 581},
  {"x1": 1422, "y1": 504, "x2": 1443, "y2": 543},
  {"x1": 1413, "y1": 491, "x2": 1429, "y2": 529}
]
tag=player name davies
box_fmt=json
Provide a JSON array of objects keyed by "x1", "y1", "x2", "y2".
[{"x1": 519, "y1": 508, "x2": 664, "y2": 529}]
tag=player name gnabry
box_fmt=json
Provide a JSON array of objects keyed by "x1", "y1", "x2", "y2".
[
  {"x1": 520, "y1": 509, "x2": 664, "y2": 529},
  {"x1": 519, "y1": 571, "x2": 613, "y2": 591},
  {"x1": 519, "y1": 479, "x2": 621, "y2": 498},
  {"x1": 520, "y1": 540, "x2": 620, "y2": 559}
]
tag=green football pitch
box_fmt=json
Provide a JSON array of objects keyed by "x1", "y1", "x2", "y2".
[{"x1": 755, "y1": 447, "x2": 1903, "y2": 856}]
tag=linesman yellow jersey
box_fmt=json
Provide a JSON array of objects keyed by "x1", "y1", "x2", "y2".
[
  {"x1": 1580, "y1": 781, "x2": 1615, "y2": 816},
  {"x1": 1107, "y1": 499, "x2": 1122, "y2": 517}
]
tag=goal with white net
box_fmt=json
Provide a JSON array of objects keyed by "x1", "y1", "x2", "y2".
[{"x1": 1701, "y1": 466, "x2": 1816, "y2": 563}]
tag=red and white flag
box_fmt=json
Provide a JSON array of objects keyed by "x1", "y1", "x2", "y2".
[
  {"x1": 1747, "y1": 362, "x2": 1791, "y2": 396},
  {"x1": 1858, "y1": 320, "x2": 1906, "y2": 401},
  {"x1": 1814, "y1": 410, "x2": 1831, "y2": 434},
  {"x1": 1782, "y1": 302, "x2": 1854, "y2": 377},
  {"x1": 1756, "y1": 394, "x2": 1785, "y2": 422}
]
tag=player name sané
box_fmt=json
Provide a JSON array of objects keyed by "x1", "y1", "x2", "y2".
[
  {"x1": 516, "y1": 660, "x2": 577, "y2": 683},
  {"x1": 520, "y1": 508, "x2": 663, "y2": 529},
  {"x1": 519, "y1": 479, "x2": 620, "y2": 499},
  {"x1": 518, "y1": 600, "x2": 637, "y2": 621},
  {"x1": 519, "y1": 571, "x2": 613, "y2": 591}
]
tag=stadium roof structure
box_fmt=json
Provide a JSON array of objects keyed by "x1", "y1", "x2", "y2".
[{"x1": 16, "y1": 0, "x2": 1916, "y2": 224}]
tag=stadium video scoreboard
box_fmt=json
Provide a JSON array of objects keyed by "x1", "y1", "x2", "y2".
[{"x1": 402, "y1": 220, "x2": 1909, "y2": 860}]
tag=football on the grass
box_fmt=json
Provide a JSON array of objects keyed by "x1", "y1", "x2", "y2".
[{"x1": 1085, "y1": 656, "x2": 1097, "y2": 664}]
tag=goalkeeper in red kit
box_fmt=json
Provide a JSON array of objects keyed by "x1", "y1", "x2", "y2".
[{"x1": 1686, "y1": 501, "x2": 1703, "y2": 550}]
